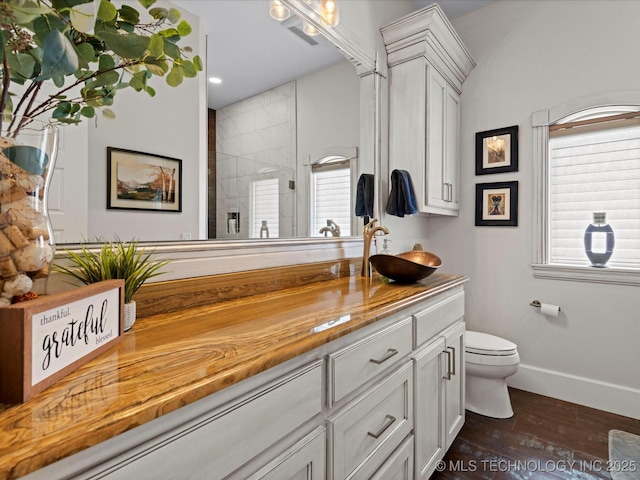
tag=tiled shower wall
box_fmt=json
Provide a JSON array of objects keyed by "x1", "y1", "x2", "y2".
[{"x1": 215, "y1": 82, "x2": 296, "y2": 239}]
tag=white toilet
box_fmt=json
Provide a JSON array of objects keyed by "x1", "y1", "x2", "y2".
[{"x1": 465, "y1": 331, "x2": 520, "y2": 419}]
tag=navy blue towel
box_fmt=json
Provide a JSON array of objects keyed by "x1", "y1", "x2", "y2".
[
  {"x1": 386, "y1": 169, "x2": 418, "y2": 217},
  {"x1": 355, "y1": 173, "x2": 374, "y2": 217}
]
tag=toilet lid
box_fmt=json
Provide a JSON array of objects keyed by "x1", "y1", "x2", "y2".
[{"x1": 466, "y1": 331, "x2": 517, "y2": 356}]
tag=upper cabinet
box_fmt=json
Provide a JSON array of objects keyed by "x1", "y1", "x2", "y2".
[{"x1": 381, "y1": 5, "x2": 475, "y2": 216}]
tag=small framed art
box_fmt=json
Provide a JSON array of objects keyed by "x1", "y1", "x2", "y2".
[
  {"x1": 475, "y1": 125, "x2": 518, "y2": 175},
  {"x1": 107, "y1": 147, "x2": 182, "y2": 212},
  {"x1": 475, "y1": 181, "x2": 518, "y2": 226}
]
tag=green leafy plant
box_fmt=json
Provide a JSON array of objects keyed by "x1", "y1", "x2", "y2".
[
  {"x1": 54, "y1": 238, "x2": 170, "y2": 303},
  {"x1": 0, "y1": 0, "x2": 202, "y2": 134}
]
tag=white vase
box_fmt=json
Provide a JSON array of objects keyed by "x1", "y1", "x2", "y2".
[{"x1": 124, "y1": 300, "x2": 137, "y2": 331}]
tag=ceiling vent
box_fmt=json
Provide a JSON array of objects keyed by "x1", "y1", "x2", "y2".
[{"x1": 281, "y1": 16, "x2": 319, "y2": 46}]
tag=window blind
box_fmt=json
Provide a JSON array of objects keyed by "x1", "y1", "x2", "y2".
[
  {"x1": 312, "y1": 165, "x2": 351, "y2": 237},
  {"x1": 251, "y1": 178, "x2": 279, "y2": 238},
  {"x1": 549, "y1": 125, "x2": 640, "y2": 268}
]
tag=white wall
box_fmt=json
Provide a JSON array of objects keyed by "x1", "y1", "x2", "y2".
[
  {"x1": 297, "y1": 60, "x2": 360, "y2": 156},
  {"x1": 297, "y1": 60, "x2": 360, "y2": 236},
  {"x1": 86, "y1": 1, "x2": 206, "y2": 242},
  {"x1": 426, "y1": 0, "x2": 640, "y2": 418}
]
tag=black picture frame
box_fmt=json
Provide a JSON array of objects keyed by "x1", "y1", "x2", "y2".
[
  {"x1": 107, "y1": 147, "x2": 182, "y2": 212},
  {"x1": 475, "y1": 125, "x2": 518, "y2": 175},
  {"x1": 475, "y1": 181, "x2": 518, "y2": 226}
]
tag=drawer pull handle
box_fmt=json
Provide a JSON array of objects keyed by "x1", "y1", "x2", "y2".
[
  {"x1": 448, "y1": 346, "x2": 456, "y2": 376},
  {"x1": 443, "y1": 348, "x2": 452, "y2": 380},
  {"x1": 367, "y1": 415, "x2": 396, "y2": 439},
  {"x1": 369, "y1": 348, "x2": 399, "y2": 365},
  {"x1": 443, "y1": 346, "x2": 456, "y2": 380}
]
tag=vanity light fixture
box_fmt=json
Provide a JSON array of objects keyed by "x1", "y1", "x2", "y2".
[
  {"x1": 322, "y1": 0, "x2": 339, "y2": 27},
  {"x1": 303, "y1": 22, "x2": 320, "y2": 36},
  {"x1": 302, "y1": 0, "x2": 338, "y2": 35},
  {"x1": 269, "y1": 0, "x2": 290, "y2": 21},
  {"x1": 271, "y1": 0, "x2": 338, "y2": 36},
  {"x1": 208, "y1": 77, "x2": 222, "y2": 84}
]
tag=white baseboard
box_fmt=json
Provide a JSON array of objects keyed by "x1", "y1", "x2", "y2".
[{"x1": 508, "y1": 364, "x2": 640, "y2": 420}]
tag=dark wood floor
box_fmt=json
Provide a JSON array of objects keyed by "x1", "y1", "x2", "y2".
[{"x1": 431, "y1": 388, "x2": 640, "y2": 479}]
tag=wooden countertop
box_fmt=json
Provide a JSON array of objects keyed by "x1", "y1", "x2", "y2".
[{"x1": 0, "y1": 272, "x2": 466, "y2": 479}]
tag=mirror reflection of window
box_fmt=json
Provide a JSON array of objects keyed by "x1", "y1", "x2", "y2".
[
  {"x1": 311, "y1": 156, "x2": 352, "y2": 237},
  {"x1": 251, "y1": 178, "x2": 280, "y2": 238}
]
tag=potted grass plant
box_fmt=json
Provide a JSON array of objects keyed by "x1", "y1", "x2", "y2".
[{"x1": 54, "y1": 238, "x2": 170, "y2": 330}]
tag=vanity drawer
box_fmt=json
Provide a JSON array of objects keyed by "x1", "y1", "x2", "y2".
[
  {"x1": 369, "y1": 434, "x2": 414, "y2": 480},
  {"x1": 329, "y1": 361, "x2": 413, "y2": 480},
  {"x1": 328, "y1": 318, "x2": 412, "y2": 406},
  {"x1": 95, "y1": 361, "x2": 323, "y2": 480},
  {"x1": 414, "y1": 289, "x2": 464, "y2": 348}
]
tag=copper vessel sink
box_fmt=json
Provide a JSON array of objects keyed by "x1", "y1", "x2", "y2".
[{"x1": 369, "y1": 250, "x2": 442, "y2": 283}]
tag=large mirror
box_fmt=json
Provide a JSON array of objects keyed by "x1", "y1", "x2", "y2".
[{"x1": 52, "y1": 0, "x2": 378, "y2": 246}]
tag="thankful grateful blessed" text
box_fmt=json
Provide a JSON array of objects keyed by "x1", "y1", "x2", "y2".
[{"x1": 40, "y1": 300, "x2": 110, "y2": 371}]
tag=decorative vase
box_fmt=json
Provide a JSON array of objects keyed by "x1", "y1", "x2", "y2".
[
  {"x1": 260, "y1": 220, "x2": 269, "y2": 238},
  {"x1": 584, "y1": 212, "x2": 615, "y2": 267},
  {"x1": 0, "y1": 115, "x2": 58, "y2": 305},
  {"x1": 124, "y1": 300, "x2": 137, "y2": 331}
]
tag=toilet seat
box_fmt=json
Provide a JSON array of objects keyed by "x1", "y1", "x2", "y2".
[
  {"x1": 466, "y1": 331, "x2": 517, "y2": 356},
  {"x1": 465, "y1": 330, "x2": 520, "y2": 418}
]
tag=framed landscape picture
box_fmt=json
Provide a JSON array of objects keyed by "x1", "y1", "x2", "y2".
[
  {"x1": 107, "y1": 147, "x2": 182, "y2": 212},
  {"x1": 475, "y1": 125, "x2": 518, "y2": 175},
  {"x1": 475, "y1": 181, "x2": 518, "y2": 226}
]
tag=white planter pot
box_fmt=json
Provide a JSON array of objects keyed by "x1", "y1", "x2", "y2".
[{"x1": 124, "y1": 300, "x2": 136, "y2": 331}]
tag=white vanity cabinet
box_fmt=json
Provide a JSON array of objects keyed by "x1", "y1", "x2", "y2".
[
  {"x1": 412, "y1": 289, "x2": 466, "y2": 479},
  {"x1": 23, "y1": 283, "x2": 466, "y2": 480},
  {"x1": 381, "y1": 4, "x2": 475, "y2": 217}
]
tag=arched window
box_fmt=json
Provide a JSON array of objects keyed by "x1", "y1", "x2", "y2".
[
  {"x1": 532, "y1": 96, "x2": 640, "y2": 285},
  {"x1": 307, "y1": 147, "x2": 358, "y2": 237}
]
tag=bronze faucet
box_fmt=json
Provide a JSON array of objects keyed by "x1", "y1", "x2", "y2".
[
  {"x1": 361, "y1": 219, "x2": 389, "y2": 277},
  {"x1": 319, "y1": 219, "x2": 341, "y2": 237}
]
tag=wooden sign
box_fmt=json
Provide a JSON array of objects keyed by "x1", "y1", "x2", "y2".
[{"x1": 0, "y1": 280, "x2": 124, "y2": 403}]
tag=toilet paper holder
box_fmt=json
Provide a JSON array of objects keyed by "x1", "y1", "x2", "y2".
[{"x1": 529, "y1": 300, "x2": 561, "y2": 311}]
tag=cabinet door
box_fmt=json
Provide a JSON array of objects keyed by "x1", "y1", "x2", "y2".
[
  {"x1": 244, "y1": 428, "x2": 326, "y2": 480},
  {"x1": 426, "y1": 64, "x2": 447, "y2": 211},
  {"x1": 388, "y1": 57, "x2": 427, "y2": 211},
  {"x1": 443, "y1": 322, "x2": 465, "y2": 449},
  {"x1": 413, "y1": 337, "x2": 445, "y2": 480},
  {"x1": 444, "y1": 87, "x2": 460, "y2": 212},
  {"x1": 426, "y1": 65, "x2": 461, "y2": 216}
]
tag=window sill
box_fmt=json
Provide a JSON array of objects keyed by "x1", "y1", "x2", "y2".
[{"x1": 531, "y1": 264, "x2": 640, "y2": 286}]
